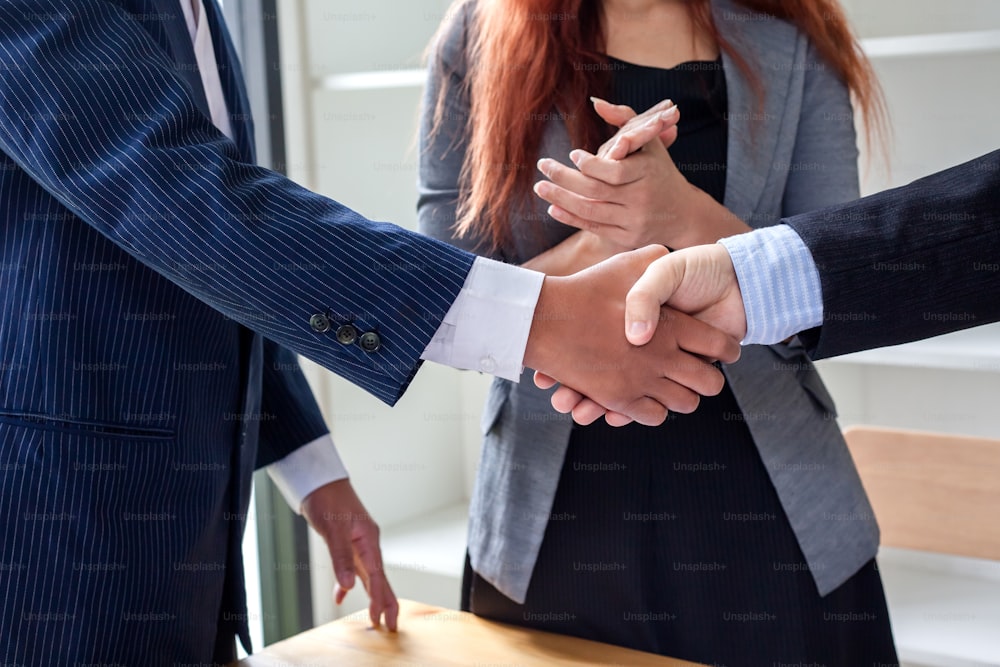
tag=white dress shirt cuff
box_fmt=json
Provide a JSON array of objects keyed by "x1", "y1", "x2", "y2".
[
  {"x1": 719, "y1": 224, "x2": 824, "y2": 345},
  {"x1": 421, "y1": 257, "x2": 544, "y2": 381},
  {"x1": 266, "y1": 434, "x2": 348, "y2": 513}
]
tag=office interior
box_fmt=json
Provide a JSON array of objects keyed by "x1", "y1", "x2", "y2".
[{"x1": 224, "y1": 2, "x2": 1000, "y2": 665}]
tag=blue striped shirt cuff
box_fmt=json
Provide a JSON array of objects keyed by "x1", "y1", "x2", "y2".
[{"x1": 718, "y1": 224, "x2": 823, "y2": 345}]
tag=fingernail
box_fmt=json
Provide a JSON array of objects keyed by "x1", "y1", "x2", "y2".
[
  {"x1": 660, "y1": 106, "x2": 678, "y2": 120},
  {"x1": 533, "y1": 181, "x2": 548, "y2": 197},
  {"x1": 536, "y1": 158, "x2": 551, "y2": 175},
  {"x1": 590, "y1": 96, "x2": 609, "y2": 106},
  {"x1": 656, "y1": 98, "x2": 674, "y2": 110},
  {"x1": 569, "y1": 150, "x2": 584, "y2": 166},
  {"x1": 629, "y1": 320, "x2": 651, "y2": 338}
]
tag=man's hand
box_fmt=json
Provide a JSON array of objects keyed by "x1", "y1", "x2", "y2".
[
  {"x1": 523, "y1": 245, "x2": 740, "y2": 426},
  {"x1": 540, "y1": 244, "x2": 748, "y2": 425},
  {"x1": 624, "y1": 244, "x2": 748, "y2": 345},
  {"x1": 300, "y1": 479, "x2": 399, "y2": 631}
]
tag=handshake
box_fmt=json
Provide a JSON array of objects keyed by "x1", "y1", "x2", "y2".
[
  {"x1": 524, "y1": 241, "x2": 747, "y2": 428},
  {"x1": 520, "y1": 98, "x2": 754, "y2": 428}
]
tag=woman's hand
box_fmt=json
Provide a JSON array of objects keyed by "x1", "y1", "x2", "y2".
[
  {"x1": 534, "y1": 98, "x2": 749, "y2": 250},
  {"x1": 590, "y1": 97, "x2": 679, "y2": 159}
]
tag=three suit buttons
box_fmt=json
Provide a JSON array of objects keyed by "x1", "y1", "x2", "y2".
[{"x1": 310, "y1": 313, "x2": 381, "y2": 353}]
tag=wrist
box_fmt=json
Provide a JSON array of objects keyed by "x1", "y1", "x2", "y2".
[
  {"x1": 670, "y1": 186, "x2": 749, "y2": 249},
  {"x1": 523, "y1": 275, "x2": 564, "y2": 372}
]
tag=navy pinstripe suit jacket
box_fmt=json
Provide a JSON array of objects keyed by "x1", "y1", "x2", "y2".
[{"x1": 0, "y1": 0, "x2": 475, "y2": 662}]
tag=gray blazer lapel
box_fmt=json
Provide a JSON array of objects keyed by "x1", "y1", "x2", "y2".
[{"x1": 714, "y1": 0, "x2": 797, "y2": 227}]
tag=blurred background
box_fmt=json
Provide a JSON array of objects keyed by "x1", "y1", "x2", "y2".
[{"x1": 223, "y1": 1, "x2": 1000, "y2": 664}]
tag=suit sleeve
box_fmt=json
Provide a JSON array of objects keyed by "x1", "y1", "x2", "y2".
[
  {"x1": 789, "y1": 150, "x2": 1000, "y2": 358},
  {"x1": 0, "y1": 0, "x2": 476, "y2": 406},
  {"x1": 256, "y1": 340, "x2": 329, "y2": 467}
]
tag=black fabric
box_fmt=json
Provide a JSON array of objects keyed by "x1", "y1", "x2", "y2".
[
  {"x1": 465, "y1": 387, "x2": 897, "y2": 666},
  {"x1": 465, "y1": 58, "x2": 898, "y2": 666},
  {"x1": 610, "y1": 56, "x2": 728, "y2": 205},
  {"x1": 789, "y1": 150, "x2": 1000, "y2": 358}
]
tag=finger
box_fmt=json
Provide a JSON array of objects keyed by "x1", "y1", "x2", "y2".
[
  {"x1": 545, "y1": 203, "x2": 630, "y2": 246},
  {"x1": 630, "y1": 242, "x2": 671, "y2": 265},
  {"x1": 625, "y1": 254, "x2": 685, "y2": 346},
  {"x1": 533, "y1": 370, "x2": 559, "y2": 390},
  {"x1": 550, "y1": 384, "x2": 585, "y2": 413},
  {"x1": 325, "y1": 522, "x2": 357, "y2": 596},
  {"x1": 533, "y1": 181, "x2": 623, "y2": 232},
  {"x1": 659, "y1": 123, "x2": 679, "y2": 150},
  {"x1": 658, "y1": 345, "x2": 727, "y2": 398},
  {"x1": 610, "y1": 106, "x2": 679, "y2": 159},
  {"x1": 590, "y1": 96, "x2": 637, "y2": 128},
  {"x1": 620, "y1": 395, "x2": 671, "y2": 427},
  {"x1": 570, "y1": 398, "x2": 609, "y2": 425},
  {"x1": 604, "y1": 411, "x2": 635, "y2": 427},
  {"x1": 381, "y1": 580, "x2": 400, "y2": 632},
  {"x1": 571, "y1": 149, "x2": 648, "y2": 188},
  {"x1": 637, "y1": 380, "x2": 700, "y2": 420},
  {"x1": 538, "y1": 157, "x2": 621, "y2": 201},
  {"x1": 599, "y1": 106, "x2": 679, "y2": 160},
  {"x1": 352, "y1": 528, "x2": 388, "y2": 628},
  {"x1": 594, "y1": 97, "x2": 672, "y2": 131},
  {"x1": 666, "y1": 308, "x2": 742, "y2": 366}
]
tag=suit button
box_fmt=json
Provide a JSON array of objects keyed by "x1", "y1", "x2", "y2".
[
  {"x1": 359, "y1": 331, "x2": 381, "y2": 353},
  {"x1": 335, "y1": 324, "x2": 358, "y2": 345},
  {"x1": 309, "y1": 313, "x2": 331, "y2": 333},
  {"x1": 479, "y1": 355, "x2": 497, "y2": 373}
]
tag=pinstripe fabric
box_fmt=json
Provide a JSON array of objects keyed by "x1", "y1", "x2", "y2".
[{"x1": 0, "y1": 0, "x2": 475, "y2": 663}]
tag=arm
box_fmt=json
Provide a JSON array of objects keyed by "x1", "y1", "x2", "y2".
[
  {"x1": 788, "y1": 150, "x2": 1000, "y2": 357},
  {"x1": 555, "y1": 148, "x2": 1000, "y2": 421},
  {"x1": 621, "y1": 150, "x2": 1000, "y2": 351},
  {"x1": 3, "y1": 1, "x2": 734, "y2": 427},
  {"x1": 0, "y1": 0, "x2": 472, "y2": 407}
]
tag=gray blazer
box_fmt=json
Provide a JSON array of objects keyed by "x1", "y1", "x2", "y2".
[{"x1": 418, "y1": 0, "x2": 879, "y2": 603}]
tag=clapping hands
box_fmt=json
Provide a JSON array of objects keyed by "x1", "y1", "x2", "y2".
[{"x1": 534, "y1": 97, "x2": 704, "y2": 251}]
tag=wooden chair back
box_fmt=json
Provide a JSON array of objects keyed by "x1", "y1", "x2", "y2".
[{"x1": 843, "y1": 426, "x2": 1000, "y2": 561}]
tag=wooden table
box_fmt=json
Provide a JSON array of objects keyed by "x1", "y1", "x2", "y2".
[{"x1": 232, "y1": 599, "x2": 706, "y2": 666}]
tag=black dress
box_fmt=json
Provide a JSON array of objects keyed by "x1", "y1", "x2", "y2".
[{"x1": 463, "y1": 58, "x2": 899, "y2": 667}]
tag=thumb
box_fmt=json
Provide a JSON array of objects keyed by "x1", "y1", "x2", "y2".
[{"x1": 625, "y1": 254, "x2": 685, "y2": 346}]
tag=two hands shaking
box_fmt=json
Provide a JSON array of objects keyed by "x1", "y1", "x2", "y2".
[
  {"x1": 523, "y1": 98, "x2": 753, "y2": 427},
  {"x1": 316, "y1": 98, "x2": 755, "y2": 631}
]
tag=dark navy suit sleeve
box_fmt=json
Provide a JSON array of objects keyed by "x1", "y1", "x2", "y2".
[
  {"x1": 0, "y1": 0, "x2": 475, "y2": 406},
  {"x1": 788, "y1": 150, "x2": 1000, "y2": 358},
  {"x1": 257, "y1": 339, "x2": 329, "y2": 468}
]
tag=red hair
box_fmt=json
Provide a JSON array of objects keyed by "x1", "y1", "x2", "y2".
[{"x1": 435, "y1": 0, "x2": 886, "y2": 253}]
